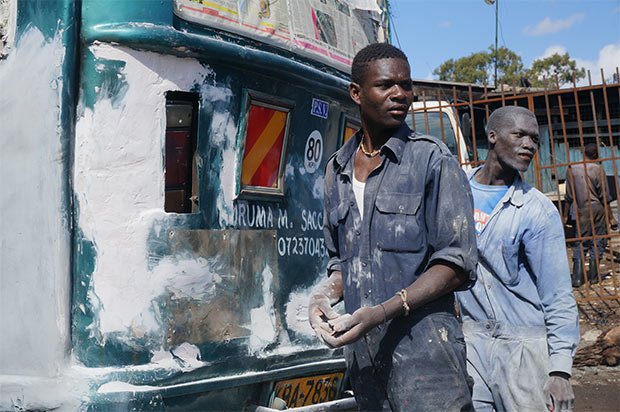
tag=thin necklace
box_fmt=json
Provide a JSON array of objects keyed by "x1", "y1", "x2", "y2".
[{"x1": 359, "y1": 139, "x2": 381, "y2": 157}]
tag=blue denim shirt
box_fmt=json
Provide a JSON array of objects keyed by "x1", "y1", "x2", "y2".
[
  {"x1": 324, "y1": 124, "x2": 477, "y2": 315},
  {"x1": 457, "y1": 166, "x2": 580, "y2": 374}
]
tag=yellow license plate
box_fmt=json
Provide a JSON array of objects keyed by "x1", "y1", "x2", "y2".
[{"x1": 272, "y1": 371, "x2": 344, "y2": 408}]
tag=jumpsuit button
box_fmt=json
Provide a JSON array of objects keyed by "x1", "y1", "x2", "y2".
[
  {"x1": 362, "y1": 262, "x2": 367, "y2": 267},
  {"x1": 350, "y1": 201, "x2": 355, "y2": 207},
  {"x1": 485, "y1": 324, "x2": 491, "y2": 330},
  {"x1": 398, "y1": 205, "x2": 404, "y2": 211},
  {"x1": 355, "y1": 230, "x2": 360, "y2": 236}
]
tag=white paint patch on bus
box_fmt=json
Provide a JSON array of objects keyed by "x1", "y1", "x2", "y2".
[
  {"x1": 74, "y1": 44, "x2": 216, "y2": 340},
  {"x1": 0, "y1": 27, "x2": 70, "y2": 377}
]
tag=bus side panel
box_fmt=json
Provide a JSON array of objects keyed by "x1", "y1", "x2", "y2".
[
  {"x1": 0, "y1": 0, "x2": 80, "y2": 409},
  {"x1": 72, "y1": 42, "x2": 354, "y2": 393}
]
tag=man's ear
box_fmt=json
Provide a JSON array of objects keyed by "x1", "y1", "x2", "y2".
[
  {"x1": 488, "y1": 130, "x2": 497, "y2": 145},
  {"x1": 349, "y1": 82, "x2": 361, "y2": 105}
]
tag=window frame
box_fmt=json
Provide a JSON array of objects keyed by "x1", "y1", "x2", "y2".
[
  {"x1": 339, "y1": 114, "x2": 360, "y2": 147},
  {"x1": 236, "y1": 90, "x2": 294, "y2": 200},
  {"x1": 164, "y1": 91, "x2": 199, "y2": 214}
]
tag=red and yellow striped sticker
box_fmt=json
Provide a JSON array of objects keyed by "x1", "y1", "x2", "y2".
[
  {"x1": 343, "y1": 125, "x2": 357, "y2": 144},
  {"x1": 242, "y1": 104, "x2": 288, "y2": 188}
]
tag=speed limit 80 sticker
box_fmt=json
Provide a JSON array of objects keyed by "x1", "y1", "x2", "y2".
[{"x1": 304, "y1": 130, "x2": 323, "y2": 173}]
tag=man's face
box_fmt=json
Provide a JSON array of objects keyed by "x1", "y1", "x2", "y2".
[
  {"x1": 489, "y1": 114, "x2": 540, "y2": 173},
  {"x1": 349, "y1": 58, "x2": 413, "y2": 131}
]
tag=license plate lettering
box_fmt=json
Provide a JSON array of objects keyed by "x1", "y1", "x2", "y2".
[
  {"x1": 304, "y1": 379, "x2": 316, "y2": 404},
  {"x1": 272, "y1": 372, "x2": 343, "y2": 408},
  {"x1": 289, "y1": 383, "x2": 300, "y2": 406}
]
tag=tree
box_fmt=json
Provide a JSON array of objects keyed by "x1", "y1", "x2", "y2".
[
  {"x1": 493, "y1": 46, "x2": 524, "y2": 87},
  {"x1": 434, "y1": 52, "x2": 491, "y2": 85},
  {"x1": 433, "y1": 47, "x2": 584, "y2": 89},
  {"x1": 526, "y1": 53, "x2": 586, "y2": 88},
  {"x1": 434, "y1": 46, "x2": 524, "y2": 86}
]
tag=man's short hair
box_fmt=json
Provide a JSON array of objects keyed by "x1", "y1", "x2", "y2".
[
  {"x1": 351, "y1": 43, "x2": 409, "y2": 85},
  {"x1": 584, "y1": 142, "x2": 599, "y2": 160},
  {"x1": 487, "y1": 106, "x2": 536, "y2": 136}
]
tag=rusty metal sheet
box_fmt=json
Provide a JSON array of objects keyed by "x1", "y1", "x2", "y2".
[{"x1": 164, "y1": 229, "x2": 279, "y2": 346}]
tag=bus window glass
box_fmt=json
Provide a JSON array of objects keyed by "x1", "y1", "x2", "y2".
[
  {"x1": 408, "y1": 112, "x2": 459, "y2": 156},
  {"x1": 342, "y1": 117, "x2": 360, "y2": 146}
]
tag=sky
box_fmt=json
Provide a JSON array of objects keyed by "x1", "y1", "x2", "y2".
[{"x1": 389, "y1": 0, "x2": 620, "y2": 85}]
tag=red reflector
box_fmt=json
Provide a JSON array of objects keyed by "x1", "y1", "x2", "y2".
[{"x1": 165, "y1": 130, "x2": 191, "y2": 187}]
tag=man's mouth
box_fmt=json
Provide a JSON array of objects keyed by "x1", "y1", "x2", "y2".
[
  {"x1": 388, "y1": 106, "x2": 408, "y2": 115},
  {"x1": 518, "y1": 153, "x2": 534, "y2": 161}
]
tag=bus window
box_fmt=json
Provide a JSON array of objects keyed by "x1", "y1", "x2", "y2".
[
  {"x1": 165, "y1": 92, "x2": 198, "y2": 213},
  {"x1": 408, "y1": 111, "x2": 459, "y2": 156},
  {"x1": 240, "y1": 93, "x2": 292, "y2": 197},
  {"x1": 342, "y1": 116, "x2": 360, "y2": 146}
]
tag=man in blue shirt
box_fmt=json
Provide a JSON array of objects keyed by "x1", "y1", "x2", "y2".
[
  {"x1": 457, "y1": 106, "x2": 579, "y2": 412},
  {"x1": 308, "y1": 43, "x2": 477, "y2": 411}
]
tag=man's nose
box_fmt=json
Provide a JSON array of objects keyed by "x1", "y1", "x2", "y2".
[
  {"x1": 523, "y1": 136, "x2": 538, "y2": 151},
  {"x1": 391, "y1": 85, "x2": 408, "y2": 100}
]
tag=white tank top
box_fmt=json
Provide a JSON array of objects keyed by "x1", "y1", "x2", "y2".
[{"x1": 352, "y1": 175, "x2": 366, "y2": 219}]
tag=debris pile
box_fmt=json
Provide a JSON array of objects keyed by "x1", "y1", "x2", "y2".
[{"x1": 574, "y1": 326, "x2": 620, "y2": 367}]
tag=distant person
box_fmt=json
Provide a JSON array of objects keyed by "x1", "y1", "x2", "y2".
[
  {"x1": 457, "y1": 106, "x2": 579, "y2": 412},
  {"x1": 308, "y1": 43, "x2": 477, "y2": 411},
  {"x1": 564, "y1": 143, "x2": 615, "y2": 286}
]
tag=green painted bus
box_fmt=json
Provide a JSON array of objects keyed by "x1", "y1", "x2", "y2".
[{"x1": 0, "y1": 1, "x2": 389, "y2": 409}]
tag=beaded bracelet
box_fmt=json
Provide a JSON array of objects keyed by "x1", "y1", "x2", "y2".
[
  {"x1": 396, "y1": 289, "x2": 410, "y2": 316},
  {"x1": 379, "y1": 302, "x2": 387, "y2": 325}
]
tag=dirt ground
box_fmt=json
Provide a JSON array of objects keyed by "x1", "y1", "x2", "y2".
[
  {"x1": 570, "y1": 244, "x2": 620, "y2": 412},
  {"x1": 572, "y1": 366, "x2": 620, "y2": 411}
]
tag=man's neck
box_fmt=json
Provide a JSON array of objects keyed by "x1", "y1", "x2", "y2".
[
  {"x1": 475, "y1": 155, "x2": 516, "y2": 186},
  {"x1": 361, "y1": 123, "x2": 401, "y2": 151}
]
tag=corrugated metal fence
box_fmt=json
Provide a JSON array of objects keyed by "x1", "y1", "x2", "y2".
[{"x1": 412, "y1": 69, "x2": 620, "y2": 306}]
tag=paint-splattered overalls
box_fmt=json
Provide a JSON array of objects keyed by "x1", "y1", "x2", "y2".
[
  {"x1": 324, "y1": 124, "x2": 477, "y2": 412},
  {"x1": 457, "y1": 168, "x2": 579, "y2": 411}
]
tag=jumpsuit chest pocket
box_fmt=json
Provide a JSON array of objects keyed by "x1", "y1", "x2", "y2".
[
  {"x1": 328, "y1": 200, "x2": 355, "y2": 260},
  {"x1": 374, "y1": 192, "x2": 424, "y2": 252},
  {"x1": 483, "y1": 240, "x2": 520, "y2": 285}
]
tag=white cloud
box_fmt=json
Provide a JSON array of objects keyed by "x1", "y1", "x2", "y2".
[
  {"x1": 439, "y1": 20, "x2": 452, "y2": 29},
  {"x1": 574, "y1": 43, "x2": 620, "y2": 85},
  {"x1": 538, "y1": 45, "x2": 568, "y2": 59},
  {"x1": 530, "y1": 43, "x2": 619, "y2": 86},
  {"x1": 523, "y1": 13, "x2": 585, "y2": 36}
]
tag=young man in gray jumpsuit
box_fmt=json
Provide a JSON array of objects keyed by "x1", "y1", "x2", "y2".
[
  {"x1": 308, "y1": 43, "x2": 477, "y2": 411},
  {"x1": 456, "y1": 106, "x2": 579, "y2": 412}
]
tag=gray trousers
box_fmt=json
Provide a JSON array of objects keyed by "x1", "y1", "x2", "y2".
[
  {"x1": 463, "y1": 321, "x2": 549, "y2": 412},
  {"x1": 346, "y1": 312, "x2": 473, "y2": 412}
]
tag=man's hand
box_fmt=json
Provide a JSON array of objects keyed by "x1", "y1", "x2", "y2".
[
  {"x1": 319, "y1": 305, "x2": 383, "y2": 348},
  {"x1": 562, "y1": 215, "x2": 570, "y2": 227},
  {"x1": 543, "y1": 375, "x2": 575, "y2": 412},
  {"x1": 610, "y1": 216, "x2": 618, "y2": 231},
  {"x1": 308, "y1": 272, "x2": 344, "y2": 345},
  {"x1": 308, "y1": 293, "x2": 340, "y2": 342}
]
